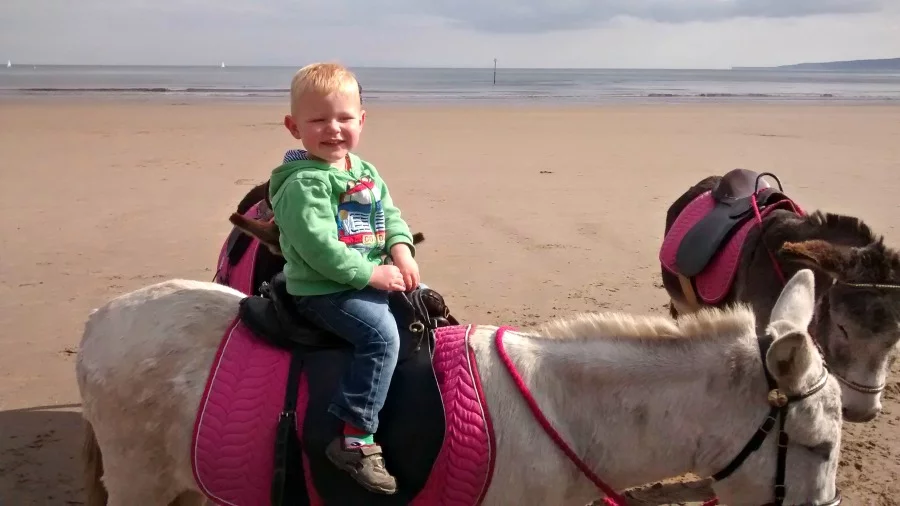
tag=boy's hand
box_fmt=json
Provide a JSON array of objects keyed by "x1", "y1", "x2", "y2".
[
  {"x1": 391, "y1": 244, "x2": 420, "y2": 291},
  {"x1": 369, "y1": 265, "x2": 406, "y2": 292}
]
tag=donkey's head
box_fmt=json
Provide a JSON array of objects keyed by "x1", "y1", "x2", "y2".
[
  {"x1": 717, "y1": 269, "x2": 843, "y2": 506},
  {"x1": 779, "y1": 227, "x2": 900, "y2": 423}
]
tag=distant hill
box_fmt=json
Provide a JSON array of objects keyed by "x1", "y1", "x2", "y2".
[{"x1": 733, "y1": 57, "x2": 900, "y2": 71}]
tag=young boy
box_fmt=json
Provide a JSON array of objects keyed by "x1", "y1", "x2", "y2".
[{"x1": 268, "y1": 62, "x2": 418, "y2": 495}]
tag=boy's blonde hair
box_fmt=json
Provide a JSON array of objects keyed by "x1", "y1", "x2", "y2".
[{"x1": 290, "y1": 62, "x2": 361, "y2": 114}]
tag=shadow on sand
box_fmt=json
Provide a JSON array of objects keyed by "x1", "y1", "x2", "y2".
[
  {"x1": 0, "y1": 403, "x2": 84, "y2": 505},
  {"x1": 0, "y1": 403, "x2": 716, "y2": 506}
]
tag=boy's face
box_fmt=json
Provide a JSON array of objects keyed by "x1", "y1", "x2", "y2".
[{"x1": 284, "y1": 89, "x2": 365, "y2": 164}]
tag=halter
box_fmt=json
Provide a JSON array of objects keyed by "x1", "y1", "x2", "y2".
[
  {"x1": 832, "y1": 371, "x2": 886, "y2": 395},
  {"x1": 823, "y1": 316, "x2": 887, "y2": 395},
  {"x1": 707, "y1": 331, "x2": 842, "y2": 506},
  {"x1": 494, "y1": 325, "x2": 842, "y2": 506},
  {"x1": 814, "y1": 279, "x2": 900, "y2": 396}
]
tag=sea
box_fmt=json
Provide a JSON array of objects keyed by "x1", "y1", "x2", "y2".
[{"x1": 1, "y1": 65, "x2": 899, "y2": 105}]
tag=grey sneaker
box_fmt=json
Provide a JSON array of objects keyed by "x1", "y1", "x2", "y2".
[{"x1": 325, "y1": 437, "x2": 398, "y2": 495}]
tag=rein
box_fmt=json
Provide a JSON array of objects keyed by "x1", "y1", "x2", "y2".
[
  {"x1": 494, "y1": 325, "x2": 841, "y2": 506},
  {"x1": 493, "y1": 326, "x2": 629, "y2": 506},
  {"x1": 748, "y1": 173, "x2": 798, "y2": 287}
]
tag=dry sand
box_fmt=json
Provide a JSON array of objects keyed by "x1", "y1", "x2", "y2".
[{"x1": 1, "y1": 98, "x2": 898, "y2": 505}]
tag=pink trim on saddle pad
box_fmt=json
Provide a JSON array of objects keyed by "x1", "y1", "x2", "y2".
[
  {"x1": 659, "y1": 191, "x2": 791, "y2": 304},
  {"x1": 411, "y1": 324, "x2": 496, "y2": 506},
  {"x1": 191, "y1": 317, "x2": 320, "y2": 506},
  {"x1": 214, "y1": 201, "x2": 265, "y2": 296}
]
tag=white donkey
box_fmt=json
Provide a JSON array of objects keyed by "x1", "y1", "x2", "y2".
[{"x1": 76, "y1": 269, "x2": 842, "y2": 506}]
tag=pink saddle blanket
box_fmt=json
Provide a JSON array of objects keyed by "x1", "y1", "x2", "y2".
[
  {"x1": 190, "y1": 318, "x2": 319, "y2": 506},
  {"x1": 213, "y1": 200, "x2": 265, "y2": 296},
  {"x1": 659, "y1": 191, "x2": 794, "y2": 304},
  {"x1": 191, "y1": 321, "x2": 495, "y2": 506}
]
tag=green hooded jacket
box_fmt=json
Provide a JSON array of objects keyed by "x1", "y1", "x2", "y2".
[{"x1": 269, "y1": 152, "x2": 415, "y2": 296}]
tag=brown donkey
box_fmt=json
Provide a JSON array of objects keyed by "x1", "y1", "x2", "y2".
[{"x1": 660, "y1": 168, "x2": 900, "y2": 423}]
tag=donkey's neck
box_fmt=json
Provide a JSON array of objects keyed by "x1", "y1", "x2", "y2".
[
  {"x1": 493, "y1": 325, "x2": 770, "y2": 497},
  {"x1": 752, "y1": 212, "x2": 834, "y2": 316}
]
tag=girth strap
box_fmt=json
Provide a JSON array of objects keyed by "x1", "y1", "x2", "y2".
[{"x1": 271, "y1": 348, "x2": 308, "y2": 506}]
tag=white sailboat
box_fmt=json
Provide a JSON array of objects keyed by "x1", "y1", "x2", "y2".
[
  {"x1": 6, "y1": 60, "x2": 10, "y2": 68},
  {"x1": 220, "y1": 61, "x2": 226, "y2": 68}
]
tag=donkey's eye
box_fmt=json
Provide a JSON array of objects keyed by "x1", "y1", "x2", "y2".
[
  {"x1": 804, "y1": 441, "x2": 834, "y2": 460},
  {"x1": 836, "y1": 324, "x2": 850, "y2": 341}
]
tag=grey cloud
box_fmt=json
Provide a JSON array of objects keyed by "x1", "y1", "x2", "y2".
[
  {"x1": 139, "y1": 0, "x2": 886, "y2": 33},
  {"x1": 401, "y1": 0, "x2": 888, "y2": 33},
  {"x1": 4, "y1": 0, "x2": 888, "y2": 35},
  {"x1": 2, "y1": 0, "x2": 896, "y2": 66}
]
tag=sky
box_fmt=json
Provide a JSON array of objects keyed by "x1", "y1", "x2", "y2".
[{"x1": 1, "y1": 0, "x2": 899, "y2": 68}]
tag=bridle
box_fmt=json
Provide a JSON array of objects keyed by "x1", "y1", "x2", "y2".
[
  {"x1": 832, "y1": 368, "x2": 885, "y2": 395},
  {"x1": 807, "y1": 313, "x2": 885, "y2": 396},
  {"x1": 820, "y1": 279, "x2": 900, "y2": 396},
  {"x1": 493, "y1": 325, "x2": 843, "y2": 506},
  {"x1": 705, "y1": 331, "x2": 842, "y2": 506}
]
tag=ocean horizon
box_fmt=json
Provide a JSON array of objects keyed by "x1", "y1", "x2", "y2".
[{"x1": 2, "y1": 64, "x2": 899, "y2": 104}]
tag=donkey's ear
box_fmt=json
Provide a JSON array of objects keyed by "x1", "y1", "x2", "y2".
[
  {"x1": 768, "y1": 268, "x2": 816, "y2": 332},
  {"x1": 765, "y1": 331, "x2": 819, "y2": 393},
  {"x1": 779, "y1": 240, "x2": 851, "y2": 279},
  {"x1": 229, "y1": 213, "x2": 281, "y2": 247}
]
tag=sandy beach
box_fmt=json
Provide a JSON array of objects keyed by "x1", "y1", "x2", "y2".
[{"x1": 1, "y1": 98, "x2": 899, "y2": 505}]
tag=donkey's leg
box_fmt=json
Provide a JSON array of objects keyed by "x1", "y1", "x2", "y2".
[
  {"x1": 103, "y1": 470, "x2": 180, "y2": 506},
  {"x1": 98, "y1": 435, "x2": 183, "y2": 506},
  {"x1": 106, "y1": 482, "x2": 179, "y2": 506},
  {"x1": 670, "y1": 298, "x2": 697, "y2": 318},
  {"x1": 669, "y1": 300, "x2": 679, "y2": 319},
  {"x1": 169, "y1": 491, "x2": 209, "y2": 506}
]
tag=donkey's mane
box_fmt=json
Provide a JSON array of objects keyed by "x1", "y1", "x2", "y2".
[
  {"x1": 530, "y1": 304, "x2": 756, "y2": 343},
  {"x1": 804, "y1": 210, "x2": 880, "y2": 245},
  {"x1": 236, "y1": 180, "x2": 270, "y2": 216},
  {"x1": 800, "y1": 211, "x2": 900, "y2": 282}
]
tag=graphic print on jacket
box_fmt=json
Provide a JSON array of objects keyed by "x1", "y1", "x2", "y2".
[{"x1": 336, "y1": 176, "x2": 386, "y2": 253}]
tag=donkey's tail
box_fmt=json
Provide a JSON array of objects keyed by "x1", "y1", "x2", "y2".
[{"x1": 83, "y1": 419, "x2": 108, "y2": 506}]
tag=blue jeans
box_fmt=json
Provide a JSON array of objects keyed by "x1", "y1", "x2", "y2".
[{"x1": 294, "y1": 287, "x2": 401, "y2": 434}]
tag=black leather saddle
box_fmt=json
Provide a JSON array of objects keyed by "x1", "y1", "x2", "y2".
[
  {"x1": 238, "y1": 272, "x2": 459, "y2": 353},
  {"x1": 674, "y1": 169, "x2": 788, "y2": 277},
  {"x1": 234, "y1": 272, "x2": 462, "y2": 505}
]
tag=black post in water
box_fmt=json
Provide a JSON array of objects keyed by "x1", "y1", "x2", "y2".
[{"x1": 493, "y1": 58, "x2": 497, "y2": 85}]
